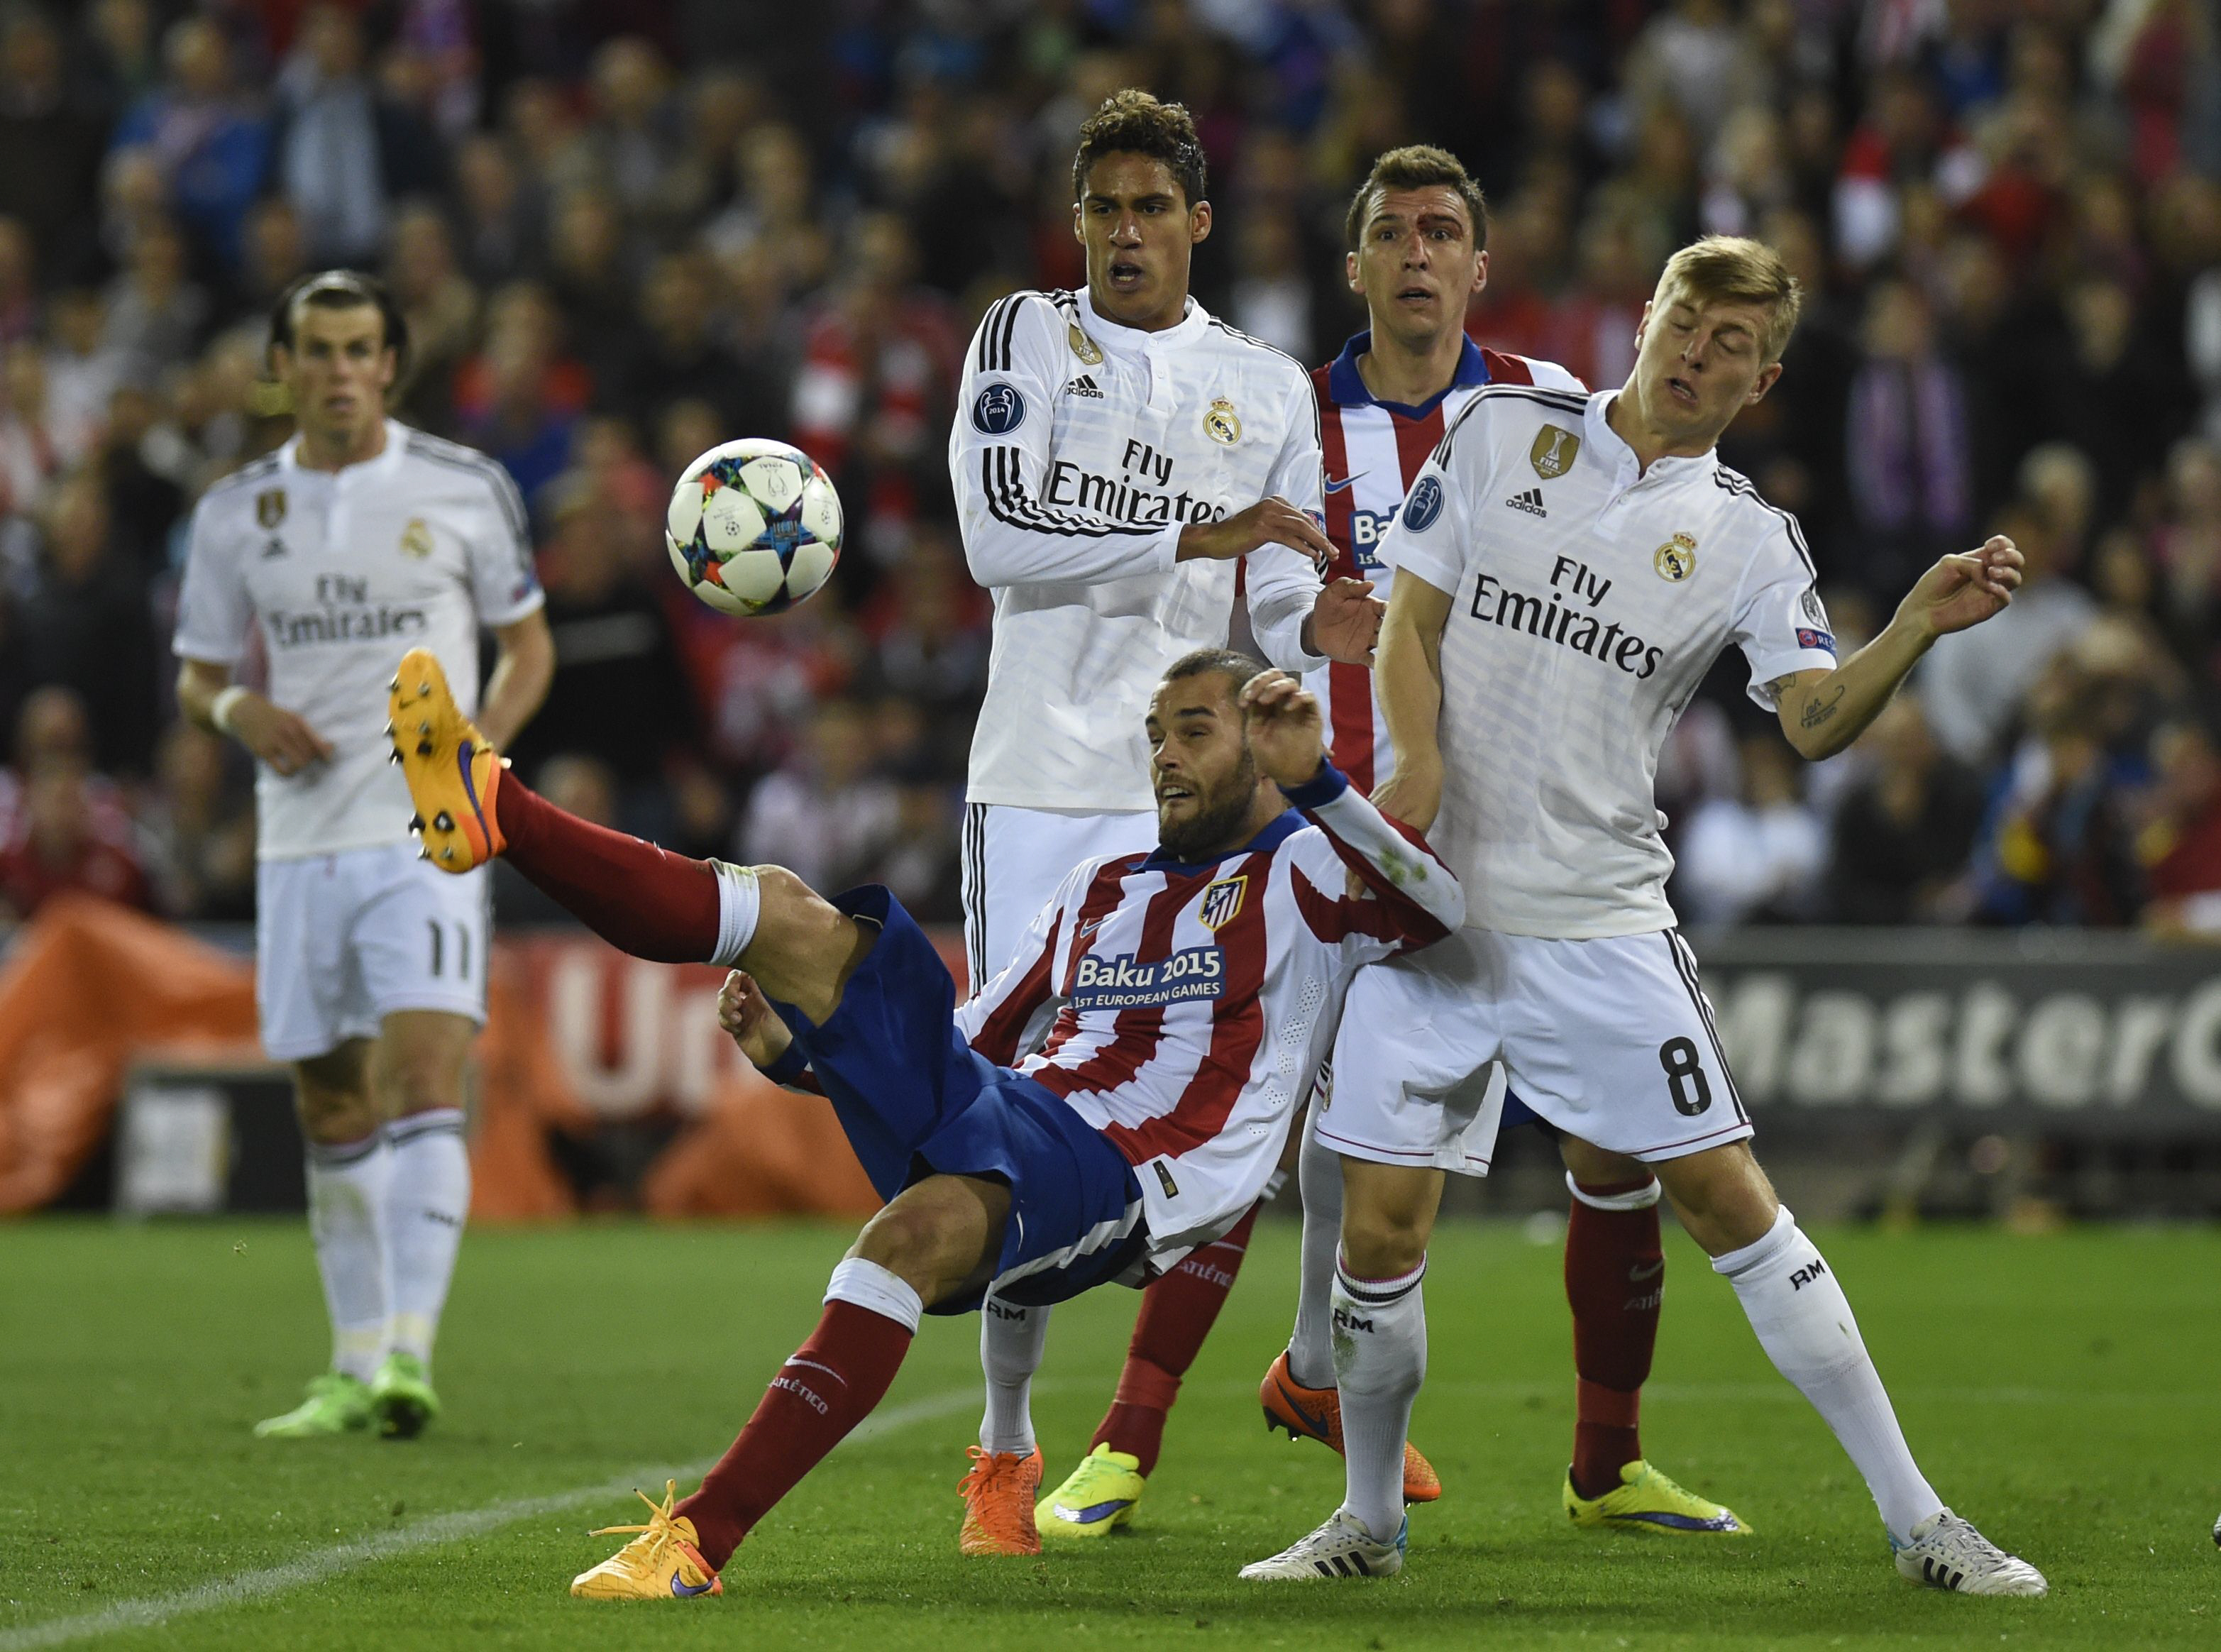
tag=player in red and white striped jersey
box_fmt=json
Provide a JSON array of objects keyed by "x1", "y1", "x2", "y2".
[{"x1": 1307, "y1": 316, "x2": 1580, "y2": 796}]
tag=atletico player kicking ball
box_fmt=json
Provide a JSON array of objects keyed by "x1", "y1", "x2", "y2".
[{"x1": 382, "y1": 643, "x2": 1463, "y2": 1596}]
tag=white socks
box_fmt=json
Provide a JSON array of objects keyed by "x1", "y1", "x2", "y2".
[
  {"x1": 1286, "y1": 1117, "x2": 1344, "y2": 1389},
  {"x1": 978, "y1": 1296, "x2": 1050, "y2": 1455},
  {"x1": 1714, "y1": 1207, "x2": 1942, "y2": 1541},
  {"x1": 1331, "y1": 1249, "x2": 1426, "y2": 1542},
  {"x1": 712, "y1": 861, "x2": 761, "y2": 967},
  {"x1": 305, "y1": 1132, "x2": 392, "y2": 1384},
  {"x1": 384, "y1": 1109, "x2": 470, "y2": 1367}
]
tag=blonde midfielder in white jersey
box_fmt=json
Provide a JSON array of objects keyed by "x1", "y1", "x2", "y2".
[
  {"x1": 1246, "y1": 237, "x2": 2048, "y2": 1595},
  {"x1": 175, "y1": 272, "x2": 552, "y2": 1441},
  {"x1": 944, "y1": 89, "x2": 1381, "y2": 1538}
]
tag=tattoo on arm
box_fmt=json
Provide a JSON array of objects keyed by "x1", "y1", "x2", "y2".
[{"x1": 1799, "y1": 684, "x2": 1847, "y2": 730}]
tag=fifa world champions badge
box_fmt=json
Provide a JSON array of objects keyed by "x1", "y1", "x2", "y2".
[{"x1": 1530, "y1": 426, "x2": 1580, "y2": 479}]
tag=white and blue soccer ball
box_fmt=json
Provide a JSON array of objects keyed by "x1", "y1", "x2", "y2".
[{"x1": 664, "y1": 437, "x2": 843, "y2": 617}]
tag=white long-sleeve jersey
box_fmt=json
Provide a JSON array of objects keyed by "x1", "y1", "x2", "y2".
[
  {"x1": 951, "y1": 287, "x2": 1328, "y2": 812},
  {"x1": 954, "y1": 766, "x2": 1462, "y2": 1252}
]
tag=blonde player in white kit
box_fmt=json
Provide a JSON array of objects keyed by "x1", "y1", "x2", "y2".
[
  {"x1": 1247, "y1": 237, "x2": 2049, "y2": 1595},
  {"x1": 944, "y1": 90, "x2": 1381, "y2": 1546},
  {"x1": 175, "y1": 273, "x2": 553, "y2": 1440}
]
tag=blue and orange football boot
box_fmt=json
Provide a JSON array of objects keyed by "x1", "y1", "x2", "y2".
[
  {"x1": 385, "y1": 646, "x2": 505, "y2": 872},
  {"x1": 1260, "y1": 1350, "x2": 1442, "y2": 1503},
  {"x1": 570, "y1": 1481, "x2": 724, "y2": 1599}
]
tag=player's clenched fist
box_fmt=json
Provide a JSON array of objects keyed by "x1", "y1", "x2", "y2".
[
  {"x1": 1178, "y1": 495, "x2": 1336, "y2": 572},
  {"x1": 1307, "y1": 576, "x2": 1384, "y2": 666},
  {"x1": 718, "y1": 969, "x2": 795, "y2": 1071},
  {"x1": 1900, "y1": 534, "x2": 2024, "y2": 639},
  {"x1": 1239, "y1": 668, "x2": 1328, "y2": 787}
]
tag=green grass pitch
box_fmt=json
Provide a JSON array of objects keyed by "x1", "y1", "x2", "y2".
[{"x1": 4, "y1": 1217, "x2": 2217, "y2": 1650}]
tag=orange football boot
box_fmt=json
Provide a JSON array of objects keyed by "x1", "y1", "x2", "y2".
[
  {"x1": 957, "y1": 1446, "x2": 1043, "y2": 1555},
  {"x1": 1260, "y1": 1350, "x2": 1442, "y2": 1503},
  {"x1": 385, "y1": 646, "x2": 506, "y2": 871}
]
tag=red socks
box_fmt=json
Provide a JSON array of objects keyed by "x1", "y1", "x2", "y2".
[
  {"x1": 493, "y1": 773, "x2": 723, "y2": 963},
  {"x1": 1564, "y1": 1179, "x2": 1665, "y2": 1499},
  {"x1": 676, "y1": 1299, "x2": 914, "y2": 1568},
  {"x1": 1091, "y1": 1204, "x2": 1260, "y2": 1475}
]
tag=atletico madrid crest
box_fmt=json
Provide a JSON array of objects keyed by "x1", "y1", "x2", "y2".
[{"x1": 1198, "y1": 875, "x2": 1247, "y2": 931}]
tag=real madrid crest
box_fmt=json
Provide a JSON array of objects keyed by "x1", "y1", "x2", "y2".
[
  {"x1": 255, "y1": 488, "x2": 287, "y2": 529},
  {"x1": 1653, "y1": 532, "x2": 1698, "y2": 582},
  {"x1": 1203, "y1": 397, "x2": 1242, "y2": 446},
  {"x1": 1067, "y1": 323, "x2": 1104, "y2": 365},
  {"x1": 1199, "y1": 874, "x2": 1247, "y2": 931},
  {"x1": 1530, "y1": 425, "x2": 1580, "y2": 480},
  {"x1": 399, "y1": 517, "x2": 434, "y2": 559}
]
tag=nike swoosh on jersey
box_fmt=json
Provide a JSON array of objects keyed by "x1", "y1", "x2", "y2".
[{"x1": 1323, "y1": 472, "x2": 1367, "y2": 494}]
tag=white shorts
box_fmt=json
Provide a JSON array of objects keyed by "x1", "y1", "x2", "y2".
[
  {"x1": 1318, "y1": 925, "x2": 1753, "y2": 1172},
  {"x1": 256, "y1": 842, "x2": 490, "y2": 1063},
  {"x1": 959, "y1": 803, "x2": 1159, "y2": 994}
]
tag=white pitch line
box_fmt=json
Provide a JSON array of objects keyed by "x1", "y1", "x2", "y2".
[{"x1": 0, "y1": 1386, "x2": 978, "y2": 1652}]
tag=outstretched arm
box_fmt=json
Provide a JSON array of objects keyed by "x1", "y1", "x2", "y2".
[
  {"x1": 1772, "y1": 535, "x2": 2023, "y2": 761},
  {"x1": 1242, "y1": 671, "x2": 1464, "y2": 940}
]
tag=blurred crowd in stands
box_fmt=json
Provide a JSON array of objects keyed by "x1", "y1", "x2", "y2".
[{"x1": 0, "y1": 0, "x2": 2218, "y2": 941}]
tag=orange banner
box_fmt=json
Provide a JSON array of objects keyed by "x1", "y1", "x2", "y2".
[{"x1": 0, "y1": 897, "x2": 969, "y2": 1220}]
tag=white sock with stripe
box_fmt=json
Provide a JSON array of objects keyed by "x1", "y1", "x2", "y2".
[
  {"x1": 1331, "y1": 1249, "x2": 1426, "y2": 1542},
  {"x1": 306, "y1": 1131, "x2": 392, "y2": 1383},
  {"x1": 383, "y1": 1109, "x2": 470, "y2": 1368},
  {"x1": 1286, "y1": 1116, "x2": 1343, "y2": 1389},
  {"x1": 978, "y1": 1296, "x2": 1049, "y2": 1456},
  {"x1": 1714, "y1": 1208, "x2": 1941, "y2": 1541}
]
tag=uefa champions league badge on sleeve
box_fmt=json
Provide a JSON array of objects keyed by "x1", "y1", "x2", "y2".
[
  {"x1": 1404, "y1": 475, "x2": 1445, "y2": 532},
  {"x1": 972, "y1": 383, "x2": 1027, "y2": 435}
]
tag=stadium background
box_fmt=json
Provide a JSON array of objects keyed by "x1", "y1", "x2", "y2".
[{"x1": 1, "y1": 0, "x2": 2220, "y2": 1223}]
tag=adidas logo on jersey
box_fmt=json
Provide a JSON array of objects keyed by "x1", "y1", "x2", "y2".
[
  {"x1": 1066, "y1": 374, "x2": 1106, "y2": 399},
  {"x1": 1505, "y1": 488, "x2": 1548, "y2": 517}
]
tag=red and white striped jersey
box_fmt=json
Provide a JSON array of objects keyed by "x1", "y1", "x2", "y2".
[
  {"x1": 1308, "y1": 333, "x2": 1585, "y2": 791},
  {"x1": 955, "y1": 769, "x2": 1463, "y2": 1253}
]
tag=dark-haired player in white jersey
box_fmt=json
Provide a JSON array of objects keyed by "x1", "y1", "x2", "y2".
[
  {"x1": 1038, "y1": 146, "x2": 1743, "y2": 1546},
  {"x1": 1247, "y1": 237, "x2": 2045, "y2": 1595},
  {"x1": 174, "y1": 272, "x2": 552, "y2": 1441},
  {"x1": 945, "y1": 88, "x2": 1382, "y2": 1553}
]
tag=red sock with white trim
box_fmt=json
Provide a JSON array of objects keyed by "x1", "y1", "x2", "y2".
[
  {"x1": 494, "y1": 775, "x2": 751, "y2": 964},
  {"x1": 1564, "y1": 1174, "x2": 1664, "y2": 1499},
  {"x1": 677, "y1": 1259, "x2": 921, "y2": 1568},
  {"x1": 1091, "y1": 1203, "x2": 1260, "y2": 1475}
]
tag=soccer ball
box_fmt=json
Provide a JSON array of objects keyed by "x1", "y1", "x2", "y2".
[{"x1": 664, "y1": 438, "x2": 843, "y2": 617}]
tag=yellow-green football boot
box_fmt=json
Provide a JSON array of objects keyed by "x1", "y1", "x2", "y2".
[
  {"x1": 370, "y1": 1351, "x2": 441, "y2": 1439},
  {"x1": 254, "y1": 1372, "x2": 373, "y2": 1438},
  {"x1": 1563, "y1": 1460, "x2": 1751, "y2": 1534},
  {"x1": 1035, "y1": 1443, "x2": 1146, "y2": 1539}
]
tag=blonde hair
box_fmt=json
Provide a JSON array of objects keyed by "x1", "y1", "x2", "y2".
[{"x1": 1655, "y1": 236, "x2": 1803, "y2": 363}]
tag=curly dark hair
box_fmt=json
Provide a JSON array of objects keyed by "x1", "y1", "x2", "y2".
[
  {"x1": 1071, "y1": 89, "x2": 1208, "y2": 206},
  {"x1": 1343, "y1": 145, "x2": 1489, "y2": 253}
]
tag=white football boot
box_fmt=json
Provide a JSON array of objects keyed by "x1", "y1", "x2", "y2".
[
  {"x1": 1891, "y1": 1509, "x2": 2046, "y2": 1597},
  {"x1": 1238, "y1": 1507, "x2": 1407, "y2": 1580}
]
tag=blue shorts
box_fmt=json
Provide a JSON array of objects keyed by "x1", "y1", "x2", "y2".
[
  {"x1": 771, "y1": 886, "x2": 1145, "y2": 1316},
  {"x1": 1504, "y1": 1090, "x2": 1543, "y2": 1133}
]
